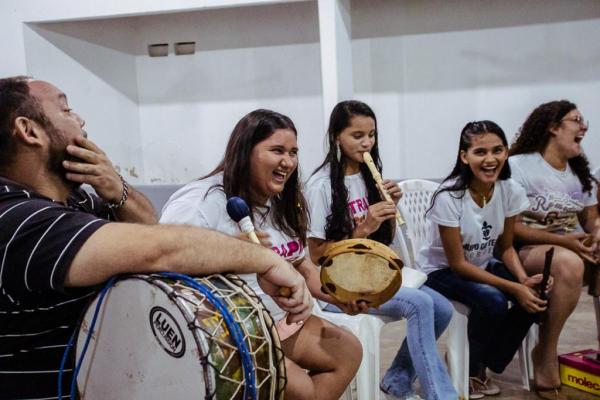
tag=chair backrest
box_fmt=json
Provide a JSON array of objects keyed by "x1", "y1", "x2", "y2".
[{"x1": 398, "y1": 179, "x2": 439, "y2": 262}]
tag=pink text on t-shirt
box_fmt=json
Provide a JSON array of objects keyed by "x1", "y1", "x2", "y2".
[
  {"x1": 348, "y1": 197, "x2": 369, "y2": 216},
  {"x1": 272, "y1": 240, "x2": 304, "y2": 259}
]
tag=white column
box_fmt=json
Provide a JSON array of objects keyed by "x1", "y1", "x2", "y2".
[{"x1": 318, "y1": 0, "x2": 353, "y2": 130}]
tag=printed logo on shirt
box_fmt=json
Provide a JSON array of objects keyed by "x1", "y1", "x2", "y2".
[
  {"x1": 348, "y1": 196, "x2": 369, "y2": 216},
  {"x1": 463, "y1": 221, "x2": 496, "y2": 258},
  {"x1": 524, "y1": 192, "x2": 582, "y2": 232},
  {"x1": 272, "y1": 239, "x2": 304, "y2": 260},
  {"x1": 530, "y1": 192, "x2": 583, "y2": 214},
  {"x1": 481, "y1": 221, "x2": 492, "y2": 240}
]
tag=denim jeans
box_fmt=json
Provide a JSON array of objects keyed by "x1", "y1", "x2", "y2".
[
  {"x1": 325, "y1": 286, "x2": 456, "y2": 400},
  {"x1": 425, "y1": 261, "x2": 537, "y2": 377}
]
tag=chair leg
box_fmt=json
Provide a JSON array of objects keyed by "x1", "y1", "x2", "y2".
[
  {"x1": 356, "y1": 317, "x2": 385, "y2": 400},
  {"x1": 594, "y1": 296, "x2": 600, "y2": 348},
  {"x1": 447, "y1": 302, "x2": 470, "y2": 400},
  {"x1": 518, "y1": 324, "x2": 539, "y2": 391}
]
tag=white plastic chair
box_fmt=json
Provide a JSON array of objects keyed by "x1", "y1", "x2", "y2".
[{"x1": 398, "y1": 179, "x2": 536, "y2": 399}]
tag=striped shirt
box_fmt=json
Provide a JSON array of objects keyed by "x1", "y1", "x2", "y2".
[{"x1": 0, "y1": 177, "x2": 110, "y2": 400}]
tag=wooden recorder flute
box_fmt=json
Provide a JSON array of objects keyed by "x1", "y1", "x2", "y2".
[{"x1": 363, "y1": 152, "x2": 406, "y2": 226}]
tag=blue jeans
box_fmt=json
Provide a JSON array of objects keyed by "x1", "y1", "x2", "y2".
[
  {"x1": 425, "y1": 262, "x2": 537, "y2": 377},
  {"x1": 325, "y1": 286, "x2": 456, "y2": 400}
]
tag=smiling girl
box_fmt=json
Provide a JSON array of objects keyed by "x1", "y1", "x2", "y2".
[
  {"x1": 305, "y1": 101, "x2": 456, "y2": 400},
  {"x1": 509, "y1": 100, "x2": 599, "y2": 399},
  {"x1": 420, "y1": 121, "x2": 548, "y2": 399},
  {"x1": 160, "y1": 109, "x2": 362, "y2": 400}
]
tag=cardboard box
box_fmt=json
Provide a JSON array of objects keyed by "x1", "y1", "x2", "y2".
[{"x1": 559, "y1": 349, "x2": 600, "y2": 397}]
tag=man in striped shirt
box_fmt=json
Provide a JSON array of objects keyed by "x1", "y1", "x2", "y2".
[{"x1": 0, "y1": 76, "x2": 312, "y2": 400}]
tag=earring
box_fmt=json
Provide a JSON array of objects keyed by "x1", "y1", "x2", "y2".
[{"x1": 336, "y1": 143, "x2": 341, "y2": 162}]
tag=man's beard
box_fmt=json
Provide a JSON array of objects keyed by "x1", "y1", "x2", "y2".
[{"x1": 46, "y1": 123, "x2": 81, "y2": 191}]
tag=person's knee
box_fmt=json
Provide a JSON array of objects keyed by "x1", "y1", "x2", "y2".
[
  {"x1": 474, "y1": 286, "x2": 508, "y2": 317},
  {"x1": 434, "y1": 295, "x2": 454, "y2": 329},
  {"x1": 336, "y1": 328, "x2": 362, "y2": 371},
  {"x1": 553, "y1": 249, "x2": 585, "y2": 286}
]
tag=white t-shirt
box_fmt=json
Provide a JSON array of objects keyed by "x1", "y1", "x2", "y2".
[
  {"x1": 305, "y1": 166, "x2": 371, "y2": 240},
  {"x1": 416, "y1": 179, "x2": 529, "y2": 275},
  {"x1": 509, "y1": 153, "x2": 598, "y2": 234},
  {"x1": 160, "y1": 173, "x2": 305, "y2": 321}
]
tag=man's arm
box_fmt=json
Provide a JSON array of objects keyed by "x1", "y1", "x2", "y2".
[
  {"x1": 66, "y1": 222, "x2": 313, "y2": 322},
  {"x1": 112, "y1": 185, "x2": 157, "y2": 224},
  {"x1": 63, "y1": 136, "x2": 157, "y2": 224}
]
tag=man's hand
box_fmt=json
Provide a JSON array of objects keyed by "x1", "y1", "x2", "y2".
[
  {"x1": 257, "y1": 260, "x2": 313, "y2": 323},
  {"x1": 63, "y1": 136, "x2": 124, "y2": 203}
]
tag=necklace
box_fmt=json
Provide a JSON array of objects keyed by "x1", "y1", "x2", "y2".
[{"x1": 469, "y1": 184, "x2": 494, "y2": 207}]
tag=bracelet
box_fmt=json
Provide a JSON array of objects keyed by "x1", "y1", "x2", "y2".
[{"x1": 107, "y1": 174, "x2": 129, "y2": 209}]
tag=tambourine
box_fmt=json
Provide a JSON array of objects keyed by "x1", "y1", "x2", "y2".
[{"x1": 318, "y1": 238, "x2": 403, "y2": 307}]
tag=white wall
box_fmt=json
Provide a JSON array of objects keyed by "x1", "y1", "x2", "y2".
[
  {"x1": 2, "y1": 0, "x2": 599, "y2": 184},
  {"x1": 22, "y1": 19, "x2": 145, "y2": 182},
  {"x1": 351, "y1": 0, "x2": 600, "y2": 179},
  {"x1": 133, "y1": 2, "x2": 323, "y2": 183}
]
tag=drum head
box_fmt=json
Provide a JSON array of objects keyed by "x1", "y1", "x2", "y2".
[
  {"x1": 319, "y1": 238, "x2": 403, "y2": 307},
  {"x1": 76, "y1": 275, "x2": 285, "y2": 400}
]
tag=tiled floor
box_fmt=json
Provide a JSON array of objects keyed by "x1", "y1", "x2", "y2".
[{"x1": 379, "y1": 288, "x2": 599, "y2": 399}]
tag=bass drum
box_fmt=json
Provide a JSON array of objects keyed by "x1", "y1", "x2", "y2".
[{"x1": 76, "y1": 274, "x2": 285, "y2": 399}]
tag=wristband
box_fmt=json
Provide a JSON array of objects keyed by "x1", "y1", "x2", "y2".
[{"x1": 107, "y1": 174, "x2": 129, "y2": 209}]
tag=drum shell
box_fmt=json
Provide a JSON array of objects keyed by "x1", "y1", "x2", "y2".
[{"x1": 75, "y1": 274, "x2": 285, "y2": 400}]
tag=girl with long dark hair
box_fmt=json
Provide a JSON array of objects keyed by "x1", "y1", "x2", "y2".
[
  {"x1": 305, "y1": 101, "x2": 456, "y2": 400},
  {"x1": 161, "y1": 109, "x2": 362, "y2": 400},
  {"x1": 509, "y1": 100, "x2": 599, "y2": 398},
  {"x1": 420, "y1": 121, "x2": 549, "y2": 398}
]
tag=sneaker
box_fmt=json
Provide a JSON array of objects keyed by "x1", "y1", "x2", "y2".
[{"x1": 469, "y1": 377, "x2": 485, "y2": 399}]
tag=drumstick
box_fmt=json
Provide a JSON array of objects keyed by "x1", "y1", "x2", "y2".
[
  {"x1": 363, "y1": 152, "x2": 405, "y2": 225},
  {"x1": 226, "y1": 196, "x2": 292, "y2": 298}
]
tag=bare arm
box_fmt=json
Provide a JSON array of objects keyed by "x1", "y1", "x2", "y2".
[
  {"x1": 112, "y1": 186, "x2": 157, "y2": 224},
  {"x1": 515, "y1": 214, "x2": 594, "y2": 260},
  {"x1": 496, "y1": 216, "x2": 529, "y2": 283},
  {"x1": 439, "y1": 224, "x2": 546, "y2": 312},
  {"x1": 65, "y1": 222, "x2": 313, "y2": 321},
  {"x1": 296, "y1": 254, "x2": 368, "y2": 315},
  {"x1": 307, "y1": 237, "x2": 328, "y2": 265},
  {"x1": 580, "y1": 205, "x2": 600, "y2": 237},
  {"x1": 296, "y1": 257, "x2": 330, "y2": 302}
]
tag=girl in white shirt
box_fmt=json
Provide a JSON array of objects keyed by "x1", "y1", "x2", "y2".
[
  {"x1": 421, "y1": 121, "x2": 549, "y2": 398},
  {"x1": 306, "y1": 100, "x2": 456, "y2": 400},
  {"x1": 161, "y1": 109, "x2": 362, "y2": 400},
  {"x1": 509, "y1": 100, "x2": 599, "y2": 397}
]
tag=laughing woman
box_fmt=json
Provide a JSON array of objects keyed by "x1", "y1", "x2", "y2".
[
  {"x1": 509, "y1": 100, "x2": 599, "y2": 399},
  {"x1": 420, "y1": 121, "x2": 548, "y2": 399},
  {"x1": 160, "y1": 109, "x2": 361, "y2": 400}
]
